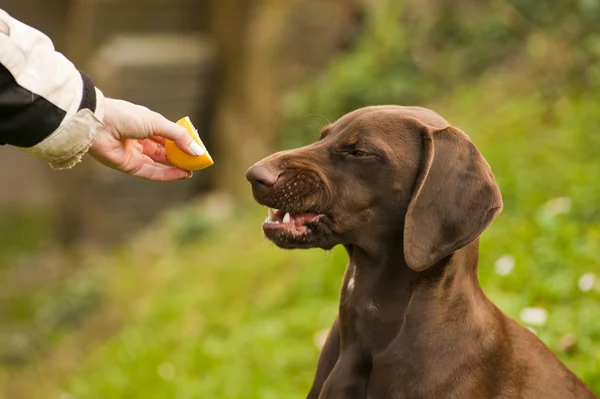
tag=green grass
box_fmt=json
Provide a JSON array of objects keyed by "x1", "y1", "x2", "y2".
[
  {"x1": 2, "y1": 83, "x2": 600, "y2": 398},
  {"x1": 1, "y1": 207, "x2": 347, "y2": 398}
]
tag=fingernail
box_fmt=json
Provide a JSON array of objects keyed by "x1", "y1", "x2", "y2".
[
  {"x1": 187, "y1": 171, "x2": 193, "y2": 179},
  {"x1": 189, "y1": 142, "x2": 205, "y2": 156}
]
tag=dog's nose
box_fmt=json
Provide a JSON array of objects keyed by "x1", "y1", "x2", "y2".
[{"x1": 246, "y1": 163, "x2": 281, "y2": 196}]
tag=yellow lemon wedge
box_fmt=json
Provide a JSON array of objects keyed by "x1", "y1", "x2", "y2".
[{"x1": 165, "y1": 117, "x2": 214, "y2": 171}]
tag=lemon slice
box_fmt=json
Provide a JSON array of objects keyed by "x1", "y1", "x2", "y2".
[{"x1": 165, "y1": 117, "x2": 214, "y2": 171}]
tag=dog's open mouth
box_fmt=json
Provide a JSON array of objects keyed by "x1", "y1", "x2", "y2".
[
  {"x1": 259, "y1": 206, "x2": 333, "y2": 249},
  {"x1": 263, "y1": 208, "x2": 324, "y2": 236}
]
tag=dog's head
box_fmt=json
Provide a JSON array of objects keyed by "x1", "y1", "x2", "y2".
[{"x1": 246, "y1": 106, "x2": 502, "y2": 271}]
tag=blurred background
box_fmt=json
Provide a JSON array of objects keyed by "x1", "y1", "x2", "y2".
[{"x1": 1, "y1": 0, "x2": 599, "y2": 397}]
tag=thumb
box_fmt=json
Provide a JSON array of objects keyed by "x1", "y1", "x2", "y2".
[{"x1": 148, "y1": 112, "x2": 205, "y2": 157}]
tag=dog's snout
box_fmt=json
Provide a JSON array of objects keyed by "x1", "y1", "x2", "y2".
[
  {"x1": 246, "y1": 163, "x2": 279, "y2": 186},
  {"x1": 246, "y1": 163, "x2": 281, "y2": 196}
]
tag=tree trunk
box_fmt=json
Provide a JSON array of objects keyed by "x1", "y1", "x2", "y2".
[{"x1": 207, "y1": 0, "x2": 362, "y2": 197}]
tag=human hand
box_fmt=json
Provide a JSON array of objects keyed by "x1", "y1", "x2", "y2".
[{"x1": 89, "y1": 98, "x2": 205, "y2": 181}]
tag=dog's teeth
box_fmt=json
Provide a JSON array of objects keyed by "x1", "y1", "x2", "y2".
[{"x1": 283, "y1": 212, "x2": 291, "y2": 223}]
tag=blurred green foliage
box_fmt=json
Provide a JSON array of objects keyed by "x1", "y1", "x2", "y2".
[
  {"x1": 283, "y1": 0, "x2": 600, "y2": 146},
  {"x1": 0, "y1": 209, "x2": 103, "y2": 370},
  {"x1": 2, "y1": 0, "x2": 600, "y2": 397},
  {"x1": 0, "y1": 211, "x2": 54, "y2": 268}
]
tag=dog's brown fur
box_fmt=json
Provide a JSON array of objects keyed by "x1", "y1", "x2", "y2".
[{"x1": 246, "y1": 106, "x2": 597, "y2": 399}]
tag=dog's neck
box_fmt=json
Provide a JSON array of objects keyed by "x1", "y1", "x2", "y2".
[
  {"x1": 344, "y1": 237, "x2": 484, "y2": 297},
  {"x1": 408, "y1": 239, "x2": 497, "y2": 328},
  {"x1": 342, "y1": 239, "x2": 496, "y2": 352},
  {"x1": 343, "y1": 242, "x2": 416, "y2": 291}
]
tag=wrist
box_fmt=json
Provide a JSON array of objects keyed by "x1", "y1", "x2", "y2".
[{"x1": 94, "y1": 87, "x2": 106, "y2": 123}]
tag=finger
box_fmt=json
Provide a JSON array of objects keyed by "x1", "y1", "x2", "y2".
[
  {"x1": 151, "y1": 136, "x2": 166, "y2": 145},
  {"x1": 141, "y1": 139, "x2": 167, "y2": 163},
  {"x1": 156, "y1": 162, "x2": 193, "y2": 178},
  {"x1": 147, "y1": 112, "x2": 204, "y2": 157},
  {"x1": 132, "y1": 157, "x2": 191, "y2": 181}
]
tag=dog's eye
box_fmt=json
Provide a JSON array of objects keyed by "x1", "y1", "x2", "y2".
[{"x1": 350, "y1": 150, "x2": 369, "y2": 158}]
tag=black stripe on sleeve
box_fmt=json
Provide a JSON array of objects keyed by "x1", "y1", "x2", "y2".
[
  {"x1": 0, "y1": 64, "x2": 66, "y2": 148},
  {"x1": 78, "y1": 71, "x2": 97, "y2": 112}
]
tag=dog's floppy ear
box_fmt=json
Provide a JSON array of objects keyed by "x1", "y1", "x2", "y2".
[{"x1": 404, "y1": 126, "x2": 503, "y2": 272}]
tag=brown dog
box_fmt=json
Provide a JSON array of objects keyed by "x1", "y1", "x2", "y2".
[{"x1": 246, "y1": 106, "x2": 597, "y2": 399}]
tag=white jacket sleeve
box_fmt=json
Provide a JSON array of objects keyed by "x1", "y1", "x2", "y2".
[{"x1": 0, "y1": 8, "x2": 105, "y2": 169}]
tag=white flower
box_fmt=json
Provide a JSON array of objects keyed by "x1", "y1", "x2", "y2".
[
  {"x1": 520, "y1": 307, "x2": 548, "y2": 326},
  {"x1": 494, "y1": 255, "x2": 515, "y2": 276},
  {"x1": 543, "y1": 197, "x2": 572, "y2": 217},
  {"x1": 578, "y1": 273, "x2": 596, "y2": 292},
  {"x1": 157, "y1": 362, "x2": 176, "y2": 381}
]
